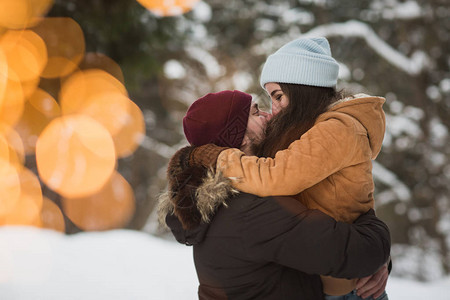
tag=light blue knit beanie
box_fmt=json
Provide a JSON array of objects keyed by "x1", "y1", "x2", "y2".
[{"x1": 260, "y1": 37, "x2": 339, "y2": 88}]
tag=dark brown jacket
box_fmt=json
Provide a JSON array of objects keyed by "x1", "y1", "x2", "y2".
[{"x1": 158, "y1": 147, "x2": 391, "y2": 300}]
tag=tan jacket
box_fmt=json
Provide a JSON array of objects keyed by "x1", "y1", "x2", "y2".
[
  {"x1": 216, "y1": 94, "x2": 386, "y2": 295},
  {"x1": 217, "y1": 94, "x2": 385, "y2": 223}
]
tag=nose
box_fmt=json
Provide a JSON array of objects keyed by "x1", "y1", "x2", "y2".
[{"x1": 260, "y1": 111, "x2": 273, "y2": 121}]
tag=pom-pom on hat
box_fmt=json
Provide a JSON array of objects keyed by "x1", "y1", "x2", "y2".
[
  {"x1": 183, "y1": 90, "x2": 252, "y2": 148},
  {"x1": 260, "y1": 37, "x2": 339, "y2": 88}
]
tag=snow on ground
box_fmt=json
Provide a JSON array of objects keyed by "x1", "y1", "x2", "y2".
[{"x1": 0, "y1": 227, "x2": 448, "y2": 300}]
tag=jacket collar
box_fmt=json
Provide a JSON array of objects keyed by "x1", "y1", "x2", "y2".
[{"x1": 157, "y1": 146, "x2": 237, "y2": 243}]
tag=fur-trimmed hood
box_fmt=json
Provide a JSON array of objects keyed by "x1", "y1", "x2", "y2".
[{"x1": 157, "y1": 146, "x2": 238, "y2": 243}]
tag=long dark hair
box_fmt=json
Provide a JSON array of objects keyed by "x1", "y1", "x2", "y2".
[{"x1": 254, "y1": 83, "x2": 343, "y2": 158}]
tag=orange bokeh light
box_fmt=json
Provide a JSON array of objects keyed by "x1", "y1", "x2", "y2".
[
  {"x1": 0, "y1": 134, "x2": 9, "y2": 161},
  {"x1": 62, "y1": 171, "x2": 135, "y2": 231},
  {"x1": 111, "y1": 98, "x2": 145, "y2": 157},
  {"x1": 32, "y1": 17, "x2": 85, "y2": 78},
  {"x1": 80, "y1": 52, "x2": 125, "y2": 84},
  {"x1": 60, "y1": 69, "x2": 128, "y2": 115},
  {"x1": 40, "y1": 197, "x2": 65, "y2": 232},
  {"x1": 0, "y1": 29, "x2": 48, "y2": 82},
  {"x1": 0, "y1": 0, "x2": 54, "y2": 29},
  {"x1": 80, "y1": 92, "x2": 130, "y2": 136},
  {"x1": 20, "y1": 76, "x2": 40, "y2": 99},
  {"x1": 0, "y1": 159, "x2": 21, "y2": 220},
  {"x1": 0, "y1": 48, "x2": 7, "y2": 108},
  {"x1": 0, "y1": 77, "x2": 25, "y2": 129},
  {"x1": 15, "y1": 88, "x2": 61, "y2": 154},
  {"x1": 0, "y1": 59, "x2": 39, "y2": 109},
  {"x1": 0, "y1": 2, "x2": 146, "y2": 232},
  {"x1": 136, "y1": 0, "x2": 200, "y2": 16},
  {"x1": 35, "y1": 114, "x2": 116, "y2": 198},
  {"x1": 77, "y1": 92, "x2": 145, "y2": 158},
  {"x1": 0, "y1": 167, "x2": 43, "y2": 227},
  {"x1": 0, "y1": 125, "x2": 25, "y2": 167},
  {"x1": 59, "y1": 69, "x2": 144, "y2": 157}
]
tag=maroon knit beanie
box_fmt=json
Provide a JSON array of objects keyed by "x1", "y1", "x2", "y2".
[{"x1": 183, "y1": 90, "x2": 252, "y2": 148}]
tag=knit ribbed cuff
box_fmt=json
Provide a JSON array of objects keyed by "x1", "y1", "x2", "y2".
[{"x1": 189, "y1": 144, "x2": 229, "y2": 168}]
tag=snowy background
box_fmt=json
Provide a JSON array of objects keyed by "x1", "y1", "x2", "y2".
[
  {"x1": 1, "y1": 227, "x2": 449, "y2": 300},
  {"x1": 0, "y1": 0, "x2": 449, "y2": 297}
]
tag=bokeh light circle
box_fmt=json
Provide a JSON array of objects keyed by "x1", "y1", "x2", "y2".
[
  {"x1": 0, "y1": 125, "x2": 25, "y2": 167},
  {"x1": 62, "y1": 171, "x2": 135, "y2": 231},
  {"x1": 15, "y1": 88, "x2": 61, "y2": 154},
  {"x1": 0, "y1": 134, "x2": 9, "y2": 161},
  {"x1": 0, "y1": 0, "x2": 54, "y2": 29},
  {"x1": 0, "y1": 76, "x2": 25, "y2": 129},
  {"x1": 40, "y1": 197, "x2": 65, "y2": 232},
  {"x1": 78, "y1": 92, "x2": 145, "y2": 157},
  {"x1": 80, "y1": 92, "x2": 130, "y2": 136},
  {"x1": 36, "y1": 114, "x2": 116, "y2": 198},
  {"x1": 112, "y1": 98, "x2": 145, "y2": 157},
  {"x1": 60, "y1": 69, "x2": 128, "y2": 115},
  {"x1": 20, "y1": 76, "x2": 40, "y2": 99},
  {"x1": 0, "y1": 29, "x2": 48, "y2": 82},
  {"x1": 136, "y1": 0, "x2": 200, "y2": 16},
  {"x1": 0, "y1": 159, "x2": 21, "y2": 220},
  {"x1": 32, "y1": 17, "x2": 85, "y2": 78},
  {"x1": 80, "y1": 53, "x2": 125, "y2": 84},
  {"x1": 0, "y1": 167, "x2": 43, "y2": 227},
  {"x1": 0, "y1": 48, "x2": 8, "y2": 108}
]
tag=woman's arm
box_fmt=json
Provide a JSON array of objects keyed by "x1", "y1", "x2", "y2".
[{"x1": 218, "y1": 115, "x2": 368, "y2": 196}]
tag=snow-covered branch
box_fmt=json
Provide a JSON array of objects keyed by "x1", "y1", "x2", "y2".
[
  {"x1": 140, "y1": 136, "x2": 187, "y2": 159},
  {"x1": 303, "y1": 20, "x2": 429, "y2": 75},
  {"x1": 372, "y1": 161, "x2": 411, "y2": 204},
  {"x1": 185, "y1": 45, "x2": 225, "y2": 79}
]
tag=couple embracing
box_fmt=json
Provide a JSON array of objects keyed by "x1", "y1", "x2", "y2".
[{"x1": 159, "y1": 37, "x2": 391, "y2": 300}]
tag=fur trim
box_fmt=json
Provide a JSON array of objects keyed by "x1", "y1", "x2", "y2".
[
  {"x1": 161, "y1": 145, "x2": 238, "y2": 230},
  {"x1": 196, "y1": 169, "x2": 238, "y2": 223},
  {"x1": 169, "y1": 164, "x2": 206, "y2": 230},
  {"x1": 157, "y1": 168, "x2": 237, "y2": 230},
  {"x1": 328, "y1": 93, "x2": 372, "y2": 109},
  {"x1": 157, "y1": 190, "x2": 175, "y2": 229}
]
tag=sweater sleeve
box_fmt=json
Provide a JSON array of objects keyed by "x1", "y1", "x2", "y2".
[
  {"x1": 217, "y1": 116, "x2": 366, "y2": 196},
  {"x1": 242, "y1": 196, "x2": 391, "y2": 278}
]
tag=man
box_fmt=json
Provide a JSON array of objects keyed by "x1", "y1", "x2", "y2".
[{"x1": 158, "y1": 90, "x2": 390, "y2": 299}]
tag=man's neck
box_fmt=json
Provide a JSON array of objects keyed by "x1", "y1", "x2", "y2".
[{"x1": 240, "y1": 144, "x2": 253, "y2": 156}]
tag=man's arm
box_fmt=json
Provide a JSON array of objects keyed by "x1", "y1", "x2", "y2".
[{"x1": 242, "y1": 196, "x2": 391, "y2": 278}]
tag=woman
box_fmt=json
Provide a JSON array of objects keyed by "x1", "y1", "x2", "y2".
[{"x1": 188, "y1": 37, "x2": 389, "y2": 299}]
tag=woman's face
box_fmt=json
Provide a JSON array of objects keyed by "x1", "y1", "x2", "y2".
[{"x1": 265, "y1": 82, "x2": 289, "y2": 116}]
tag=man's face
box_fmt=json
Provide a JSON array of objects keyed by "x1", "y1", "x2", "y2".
[{"x1": 245, "y1": 101, "x2": 271, "y2": 145}]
